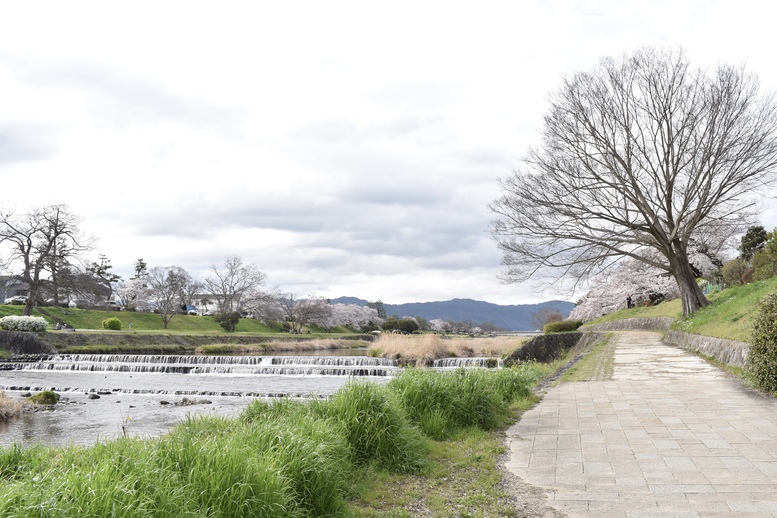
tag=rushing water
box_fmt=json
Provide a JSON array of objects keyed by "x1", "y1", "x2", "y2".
[{"x1": 0, "y1": 353, "x2": 498, "y2": 448}]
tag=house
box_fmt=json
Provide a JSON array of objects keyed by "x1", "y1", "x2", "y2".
[
  {"x1": 0, "y1": 276, "x2": 29, "y2": 303},
  {"x1": 191, "y1": 294, "x2": 221, "y2": 315}
]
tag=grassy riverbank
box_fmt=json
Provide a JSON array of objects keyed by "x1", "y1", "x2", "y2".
[
  {"x1": 0, "y1": 366, "x2": 548, "y2": 517},
  {"x1": 1, "y1": 304, "x2": 354, "y2": 335},
  {"x1": 587, "y1": 276, "x2": 777, "y2": 342}
]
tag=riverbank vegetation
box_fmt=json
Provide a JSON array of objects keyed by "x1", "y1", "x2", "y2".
[
  {"x1": 0, "y1": 365, "x2": 547, "y2": 517},
  {"x1": 368, "y1": 333, "x2": 525, "y2": 365},
  {"x1": 0, "y1": 391, "x2": 23, "y2": 420},
  {"x1": 587, "y1": 276, "x2": 777, "y2": 342}
]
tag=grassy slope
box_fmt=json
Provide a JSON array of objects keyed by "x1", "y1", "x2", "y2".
[
  {"x1": 587, "y1": 276, "x2": 777, "y2": 342},
  {"x1": 1, "y1": 304, "x2": 353, "y2": 336}
]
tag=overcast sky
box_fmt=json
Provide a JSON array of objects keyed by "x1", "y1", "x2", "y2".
[{"x1": 1, "y1": 1, "x2": 776, "y2": 305}]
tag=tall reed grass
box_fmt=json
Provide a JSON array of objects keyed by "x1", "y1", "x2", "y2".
[
  {"x1": 388, "y1": 364, "x2": 543, "y2": 439},
  {"x1": 0, "y1": 366, "x2": 542, "y2": 517},
  {"x1": 370, "y1": 333, "x2": 524, "y2": 365},
  {"x1": 0, "y1": 391, "x2": 23, "y2": 421}
]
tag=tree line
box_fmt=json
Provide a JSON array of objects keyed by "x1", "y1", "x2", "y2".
[{"x1": 0, "y1": 204, "x2": 487, "y2": 333}]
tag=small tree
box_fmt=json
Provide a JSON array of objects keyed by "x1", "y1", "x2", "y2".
[
  {"x1": 86, "y1": 254, "x2": 123, "y2": 301},
  {"x1": 382, "y1": 317, "x2": 419, "y2": 334},
  {"x1": 746, "y1": 293, "x2": 777, "y2": 392},
  {"x1": 213, "y1": 312, "x2": 241, "y2": 332},
  {"x1": 131, "y1": 258, "x2": 148, "y2": 280},
  {"x1": 146, "y1": 266, "x2": 190, "y2": 329},
  {"x1": 204, "y1": 255, "x2": 267, "y2": 314},
  {"x1": 739, "y1": 226, "x2": 768, "y2": 262},
  {"x1": 531, "y1": 307, "x2": 564, "y2": 330},
  {"x1": 720, "y1": 258, "x2": 749, "y2": 287},
  {"x1": 276, "y1": 293, "x2": 331, "y2": 333}
]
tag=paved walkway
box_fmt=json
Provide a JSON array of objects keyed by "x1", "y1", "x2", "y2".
[{"x1": 505, "y1": 331, "x2": 777, "y2": 517}]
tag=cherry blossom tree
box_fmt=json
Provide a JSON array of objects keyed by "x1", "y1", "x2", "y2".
[
  {"x1": 570, "y1": 257, "x2": 681, "y2": 322},
  {"x1": 326, "y1": 303, "x2": 383, "y2": 331},
  {"x1": 116, "y1": 278, "x2": 150, "y2": 311},
  {"x1": 276, "y1": 293, "x2": 331, "y2": 333}
]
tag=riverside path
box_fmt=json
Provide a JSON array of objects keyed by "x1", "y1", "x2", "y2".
[{"x1": 505, "y1": 331, "x2": 777, "y2": 517}]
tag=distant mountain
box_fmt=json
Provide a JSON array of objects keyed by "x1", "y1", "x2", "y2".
[{"x1": 329, "y1": 297, "x2": 575, "y2": 331}]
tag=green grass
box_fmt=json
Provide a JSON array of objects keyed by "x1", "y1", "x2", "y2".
[
  {"x1": 586, "y1": 276, "x2": 777, "y2": 343},
  {"x1": 586, "y1": 298, "x2": 682, "y2": 324},
  {"x1": 560, "y1": 335, "x2": 616, "y2": 382},
  {"x1": 351, "y1": 429, "x2": 521, "y2": 517},
  {"x1": 4, "y1": 304, "x2": 355, "y2": 335},
  {"x1": 673, "y1": 277, "x2": 777, "y2": 342}
]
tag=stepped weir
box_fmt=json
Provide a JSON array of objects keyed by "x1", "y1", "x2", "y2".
[{"x1": 0, "y1": 352, "x2": 502, "y2": 448}]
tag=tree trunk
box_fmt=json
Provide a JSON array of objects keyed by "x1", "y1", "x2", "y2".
[{"x1": 672, "y1": 254, "x2": 710, "y2": 317}]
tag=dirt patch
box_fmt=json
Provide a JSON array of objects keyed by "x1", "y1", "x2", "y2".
[{"x1": 496, "y1": 439, "x2": 568, "y2": 517}]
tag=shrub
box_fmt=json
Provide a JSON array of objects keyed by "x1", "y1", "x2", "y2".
[
  {"x1": 746, "y1": 292, "x2": 777, "y2": 392},
  {"x1": 213, "y1": 312, "x2": 241, "y2": 332},
  {"x1": 543, "y1": 319, "x2": 583, "y2": 333},
  {"x1": 101, "y1": 317, "x2": 121, "y2": 330},
  {"x1": 381, "y1": 317, "x2": 420, "y2": 334},
  {"x1": 26, "y1": 391, "x2": 58, "y2": 405},
  {"x1": 0, "y1": 316, "x2": 48, "y2": 332}
]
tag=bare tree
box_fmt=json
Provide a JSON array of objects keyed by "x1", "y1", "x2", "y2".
[
  {"x1": 490, "y1": 47, "x2": 777, "y2": 316},
  {"x1": 0, "y1": 204, "x2": 92, "y2": 315},
  {"x1": 204, "y1": 255, "x2": 267, "y2": 313},
  {"x1": 531, "y1": 307, "x2": 564, "y2": 330},
  {"x1": 146, "y1": 266, "x2": 191, "y2": 329}
]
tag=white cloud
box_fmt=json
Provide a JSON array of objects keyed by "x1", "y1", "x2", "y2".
[{"x1": 1, "y1": 0, "x2": 776, "y2": 305}]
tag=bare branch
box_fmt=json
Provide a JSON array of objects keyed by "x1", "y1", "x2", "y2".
[{"x1": 490, "y1": 47, "x2": 777, "y2": 316}]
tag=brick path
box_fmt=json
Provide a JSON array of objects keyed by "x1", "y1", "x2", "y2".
[{"x1": 505, "y1": 331, "x2": 777, "y2": 517}]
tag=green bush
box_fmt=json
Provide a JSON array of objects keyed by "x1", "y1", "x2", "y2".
[
  {"x1": 381, "y1": 317, "x2": 420, "y2": 334},
  {"x1": 101, "y1": 317, "x2": 122, "y2": 330},
  {"x1": 746, "y1": 292, "x2": 777, "y2": 392},
  {"x1": 543, "y1": 319, "x2": 583, "y2": 333},
  {"x1": 26, "y1": 391, "x2": 58, "y2": 405},
  {"x1": 213, "y1": 312, "x2": 241, "y2": 332}
]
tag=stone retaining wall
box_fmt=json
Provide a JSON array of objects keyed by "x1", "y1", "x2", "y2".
[
  {"x1": 581, "y1": 317, "x2": 674, "y2": 332},
  {"x1": 663, "y1": 330, "x2": 750, "y2": 368}
]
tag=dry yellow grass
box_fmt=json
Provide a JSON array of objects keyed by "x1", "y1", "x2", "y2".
[
  {"x1": 370, "y1": 334, "x2": 526, "y2": 364},
  {"x1": 195, "y1": 338, "x2": 370, "y2": 354},
  {"x1": 0, "y1": 390, "x2": 23, "y2": 420}
]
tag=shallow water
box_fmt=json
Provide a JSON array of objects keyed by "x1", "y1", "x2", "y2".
[
  {"x1": 0, "y1": 351, "x2": 500, "y2": 448},
  {"x1": 0, "y1": 353, "x2": 392, "y2": 448}
]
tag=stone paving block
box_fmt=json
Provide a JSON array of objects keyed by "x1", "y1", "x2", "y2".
[{"x1": 505, "y1": 331, "x2": 777, "y2": 517}]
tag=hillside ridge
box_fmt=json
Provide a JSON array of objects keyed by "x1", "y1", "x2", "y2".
[{"x1": 330, "y1": 297, "x2": 574, "y2": 331}]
